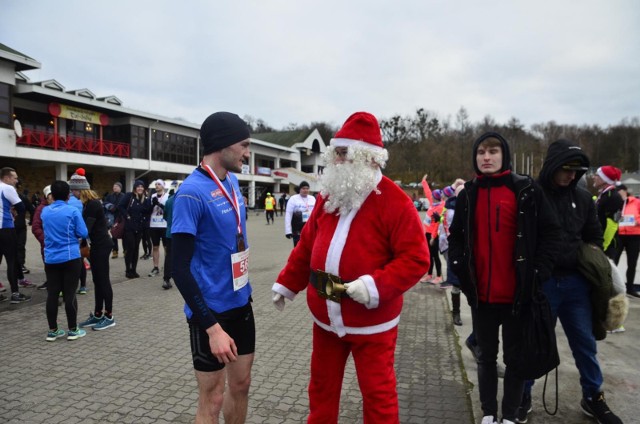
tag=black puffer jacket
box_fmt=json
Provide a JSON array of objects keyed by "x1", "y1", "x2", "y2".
[
  {"x1": 537, "y1": 139, "x2": 603, "y2": 274},
  {"x1": 448, "y1": 133, "x2": 561, "y2": 312}
]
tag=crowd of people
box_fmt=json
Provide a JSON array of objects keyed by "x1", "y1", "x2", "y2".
[{"x1": 1, "y1": 109, "x2": 636, "y2": 424}]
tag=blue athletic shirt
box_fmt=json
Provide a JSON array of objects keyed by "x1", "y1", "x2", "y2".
[
  {"x1": 172, "y1": 169, "x2": 251, "y2": 317},
  {"x1": 41, "y1": 200, "x2": 89, "y2": 264},
  {"x1": 0, "y1": 181, "x2": 22, "y2": 229}
]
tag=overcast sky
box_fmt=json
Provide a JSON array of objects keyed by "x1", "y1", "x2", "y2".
[{"x1": 2, "y1": 0, "x2": 639, "y2": 131}]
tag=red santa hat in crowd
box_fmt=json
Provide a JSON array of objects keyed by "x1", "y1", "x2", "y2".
[
  {"x1": 596, "y1": 165, "x2": 622, "y2": 186},
  {"x1": 330, "y1": 112, "x2": 388, "y2": 165}
]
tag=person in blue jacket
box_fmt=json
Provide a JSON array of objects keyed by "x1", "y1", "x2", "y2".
[{"x1": 41, "y1": 180, "x2": 89, "y2": 342}]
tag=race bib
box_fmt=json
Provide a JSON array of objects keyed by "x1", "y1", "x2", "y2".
[
  {"x1": 151, "y1": 216, "x2": 165, "y2": 225},
  {"x1": 231, "y1": 248, "x2": 250, "y2": 291},
  {"x1": 619, "y1": 215, "x2": 636, "y2": 227},
  {"x1": 302, "y1": 211, "x2": 310, "y2": 223}
]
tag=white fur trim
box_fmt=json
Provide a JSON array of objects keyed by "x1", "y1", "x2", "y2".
[
  {"x1": 360, "y1": 274, "x2": 379, "y2": 309},
  {"x1": 605, "y1": 293, "x2": 629, "y2": 331},
  {"x1": 324, "y1": 208, "x2": 359, "y2": 337},
  {"x1": 331, "y1": 137, "x2": 385, "y2": 152},
  {"x1": 272, "y1": 282, "x2": 297, "y2": 301},
  {"x1": 313, "y1": 315, "x2": 400, "y2": 335}
]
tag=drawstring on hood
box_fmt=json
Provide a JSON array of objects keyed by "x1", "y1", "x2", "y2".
[
  {"x1": 472, "y1": 131, "x2": 512, "y2": 175},
  {"x1": 538, "y1": 139, "x2": 590, "y2": 191}
]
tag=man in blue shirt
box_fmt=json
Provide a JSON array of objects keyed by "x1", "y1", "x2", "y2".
[
  {"x1": 172, "y1": 112, "x2": 252, "y2": 423},
  {"x1": 41, "y1": 180, "x2": 89, "y2": 341},
  {"x1": 0, "y1": 167, "x2": 30, "y2": 303}
]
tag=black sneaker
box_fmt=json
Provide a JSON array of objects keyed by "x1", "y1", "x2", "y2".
[
  {"x1": 515, "y1": 392, "x2": 532, "y2": 423},
  {"x1": 21, "y1": 266, "x2": 30, "y2": 274},
  {"x1": 10, "y1": 292, "x2": 32, "y2": 304},
  {"x1": 580, "y1": 392, "x2": 622, "y2": 424},
  {"x1": 162, "y1": 279, "x2": 173, "y2": 290},
  {"x1": 0, "y1": 294, "x2": 7, "y2": 302},
  {"x1": 627, "y1": 289, "x2": 640, "y2": 298},
  {"x1": 452, "y1": 312, "x2": 463, "y2": 326},
  {"x1": 148, "y1": 267, "x2": 160, "y2": 277},
  {"x1": 37, "y1": 281, "x2": 48, "y2": 290}
]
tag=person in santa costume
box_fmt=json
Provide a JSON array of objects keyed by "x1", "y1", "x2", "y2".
[
  {"x1": 593, "y1": 165, "x2": 624, "y2": 260},
  {"x1": 272, "y1": 111, "x2": 430, "y2": 423}
]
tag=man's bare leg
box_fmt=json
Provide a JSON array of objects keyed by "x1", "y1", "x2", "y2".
[
  {"x1": 194, "y1": 369, "x2": 226, "y2": 424},
  {"x1": 222, "y1": 353, "x2": 254, "y2": 424}
]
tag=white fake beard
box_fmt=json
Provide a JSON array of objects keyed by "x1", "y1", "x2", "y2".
[{"x1": 320, "y1": 154, "x2": 379, "y2": 215}]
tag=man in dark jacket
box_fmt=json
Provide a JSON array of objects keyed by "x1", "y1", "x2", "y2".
[
  {"x1": 105, "y1": 182, "x2": 124, "y2": 259},
  {"x1": 448, "y1": 132, "x2": 561, "y2": 424},
  {"x1": 516, "y1": 140, "x2": 622, "y2": 424}
]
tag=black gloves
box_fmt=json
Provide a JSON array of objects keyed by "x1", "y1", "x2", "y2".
[{"x1": 285, "y1": 234, "x2": 293, "y2": 239}]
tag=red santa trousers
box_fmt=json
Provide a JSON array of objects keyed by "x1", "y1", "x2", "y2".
[{"x1": 307, "y1": 323, "x2": 399, "y2": 424}]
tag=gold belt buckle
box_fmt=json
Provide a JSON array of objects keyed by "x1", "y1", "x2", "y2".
[{"x1": 316, "y1": 270, "x2": 347, "y2": 303}]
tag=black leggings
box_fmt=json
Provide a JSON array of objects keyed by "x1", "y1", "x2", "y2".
[
  {"x1": 0, "y1": 228, "x2": 18, "y2": 292},
  {"x1": 426, "y1": 233, "x2": 442, "y2": 277},
  {"x1": 89, "y1": 243, "x2": 113, "y2": 314},
  {"x1": 124, "y1": 231, "x2": 142, "y2": 273},
  {"x1": 615, "y1": 234, "x2": 640, "y2": 286},
  {"x1": 45, "y1": 258, "x2": 82, "y2": 330}
]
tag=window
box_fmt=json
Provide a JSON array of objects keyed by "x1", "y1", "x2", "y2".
[
  {"x1": 131, "y1": 125, "x2": 148, "y2": 159},
  {"x1": 0, "y1": 83, "x2": 11, "y2": 127},
  {"x1": 151, "y1": 130, "x2": 197, "y2": 164}
]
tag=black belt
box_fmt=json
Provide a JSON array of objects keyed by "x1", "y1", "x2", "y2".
[{"x1": 310, "y1": 270, "x2": 352, "y2": 303}]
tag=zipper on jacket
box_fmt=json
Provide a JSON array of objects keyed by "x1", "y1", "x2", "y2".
[
  {"x1": 486, "y1": 184, "x2": 492, "y2": 303},
  {"x1": 496, "y1": 204, "x2": 501, "y2": 232}
]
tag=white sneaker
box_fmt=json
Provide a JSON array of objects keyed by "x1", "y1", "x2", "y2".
[
  {"x1": 481, "y1": 416, "x2": 497, "y2": 424},
  {"x1": 607, "y1": 325, "x2": 625, "y2": 333},
  {"x1": 502, "y1": 419, "x2": 516, "y2": 424}
]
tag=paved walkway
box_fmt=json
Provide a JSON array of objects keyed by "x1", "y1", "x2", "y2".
[
  {"x1": 0, "y1": 213, "x2": 472, "y2": 423},
  {"x1": 1, "y1": 212, "x2": 638, "y2": 423}
]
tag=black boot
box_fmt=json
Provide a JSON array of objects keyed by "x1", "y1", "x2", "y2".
[
  {"x1": 451, "y1": 292, "x2": 462, "y2": 326},
  {"x1": 627, "y1": 283, "x2": 640, "y2": 298}
]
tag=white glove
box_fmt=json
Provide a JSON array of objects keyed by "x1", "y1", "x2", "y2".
[
  {"x1": 272, "y1": 292, "x2": 286, "y2": 311},
  {"x1": 344, "y1": 279, "x2": 370, "y2": 305}
]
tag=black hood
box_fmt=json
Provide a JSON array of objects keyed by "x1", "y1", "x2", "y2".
[
  {"x1": 472, "y1": 131, "x2": 512, "y2": 175},
  {"x1": 538, "y1": 139, "x2": 590, "y2": 190}
]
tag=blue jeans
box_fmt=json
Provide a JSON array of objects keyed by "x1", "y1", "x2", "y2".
[{"x1": 541, "y1": 273, "x2": 603, "y2": 398}]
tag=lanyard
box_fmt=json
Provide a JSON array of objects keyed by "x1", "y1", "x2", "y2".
[{"x1": 201, "y1": 162, "x2": 243, "y2": 235}]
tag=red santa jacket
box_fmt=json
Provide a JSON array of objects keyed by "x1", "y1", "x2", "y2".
[{"x1": 274, "y1": 174, "x2": 430, "y2": 337}]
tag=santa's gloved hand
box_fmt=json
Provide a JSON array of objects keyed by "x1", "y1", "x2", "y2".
[
  {"x1": 272, "y1": 292, "x2": 286, "y2": 311},
  {"x1": 344, "y1": 279, "x2": 370, "y2": 305},
  {"x1": 285, "y1": 233, "x2": 292, "y2": 239}
]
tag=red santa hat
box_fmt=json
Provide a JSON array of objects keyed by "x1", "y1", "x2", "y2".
[
  {"x1": 596, "y1": 165, "x2": 622, "y2": 186},
  {"x1": 331, "y1": 111, "x2": 385, "y2": 152}
]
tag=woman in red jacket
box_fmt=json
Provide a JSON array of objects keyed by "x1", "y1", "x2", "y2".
[{"x1": 615, "y1": 185, "x2": 640, "y2": 297}]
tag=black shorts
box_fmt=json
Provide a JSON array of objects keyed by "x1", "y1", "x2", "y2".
[
  {"x1": 149, "y1": 228, "x2": 168, "y2": 247},
  {"x1": 188, "y1": 302, "x2": 255, "y2": 372}
]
